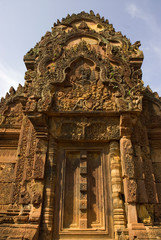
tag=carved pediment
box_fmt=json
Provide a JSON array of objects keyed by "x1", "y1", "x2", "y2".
[
  {"x1": 35, "y1": 37, "x2": 143, "y2": 113},
  {"x1": 1, "y1": 11, "x2": 145, "y2": 115}
]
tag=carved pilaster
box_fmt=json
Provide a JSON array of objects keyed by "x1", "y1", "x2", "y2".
[
  {"x1": 39, "y1": 136, "x2": 57, "y2": 240},
  {"x1": 109, "y1": 141, "x2": 126, "y2": 238},
  {"x1": 120, "y1": 114, "x2": 138, "y2": 228},
  {"x1": 27, "y1": 135, "x2": 48, "y2": 227},
  {"x1": 12, "y1": 116, "x2": 31, "y2": 205}
]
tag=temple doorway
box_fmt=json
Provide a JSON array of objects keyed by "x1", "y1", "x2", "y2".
[{"x1": 53, "y1": 144, "x2": 113, "y2": 240}]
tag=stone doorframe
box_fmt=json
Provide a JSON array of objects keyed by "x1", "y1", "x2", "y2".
[{"x1": 37, "y1": 114, "x2": 127, "y2": 240}]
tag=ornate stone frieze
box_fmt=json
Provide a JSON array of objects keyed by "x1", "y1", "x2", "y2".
[{"x1": 50, "y1": 116, "x2": 120, "y2": 141}]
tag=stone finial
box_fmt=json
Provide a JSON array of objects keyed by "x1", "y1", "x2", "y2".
[
  {"x1": 5, "y1": 92, "x2": 10, "y2": 99},
  {"x1": 90, "y1": 10, "x2": 95, "y2": 16},
  {"x1": 78, "y1": 21, "x2": 89, "y2": 30},
  {"x1": 17, "y1": 84, "x2": 23, "y2": 93},
  {"x1": 96, "y1": 13, "x2": 100, "y2": 18},
  {"x1": 0, "y1": 97, "x2": 5, "y2": 103},
  {"x1": 9, "y1": 86, "x2": 15, "y2": 96}
]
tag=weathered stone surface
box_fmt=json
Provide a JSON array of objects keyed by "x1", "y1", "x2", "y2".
[
  {"x1": 152, "y1": 163, "x2": 161, "y2": 182},
  {"x1": 0, "y1": 183, "x2": 12, "y2": 204},
  {"x1": 0, "y1": 10, "x2": 161, "y2": 240},
  {"x1": 137, "y1": 180, "x2": 148, "y2": 203},
  {"x1": 0, "y1": 163, "x2": 15, "y2": 182},
  {"x1": 156, "y1": 183, "x2": 161, "y2": 202},
  {"x1": 154, "y1": 204, "x2": 161, "y2": 224}
]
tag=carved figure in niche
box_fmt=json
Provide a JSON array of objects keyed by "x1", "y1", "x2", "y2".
[
  {"x1": 54, "y1": 56, "x2": 117, "y2": 111},
  {"x1": 79, "y1": 67, "x2": 91, "y2": 82},
  {"x1": 54, "y1": 57, "x2": 105, "y2": 111},
  {"x1": 68, "y1": 57, "x2": 98, "y2": 86}
]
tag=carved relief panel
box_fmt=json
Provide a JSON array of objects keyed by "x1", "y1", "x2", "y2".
[
  {"x1": 0, "y1": 148, "x2": 17, "y2": 205},
  {"x1": 0, "y1": 131, "x2": 19, "y2": 206},
  {"x1": 53, "y1": 145, "x2": 113, "y2": 240}
]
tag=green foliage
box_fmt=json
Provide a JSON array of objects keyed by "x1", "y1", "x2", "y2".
[{"x1": 113, "y1": 85, "x2": 118, "y2": 89}]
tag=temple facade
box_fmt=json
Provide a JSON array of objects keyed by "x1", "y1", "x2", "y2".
[{"x1": 0, "y1": 11, "x2": 161, "y2": 240}]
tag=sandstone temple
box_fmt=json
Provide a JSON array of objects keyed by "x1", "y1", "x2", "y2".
[{"x1": 0, "y1": 11, "x2": 161, "y2": 240}]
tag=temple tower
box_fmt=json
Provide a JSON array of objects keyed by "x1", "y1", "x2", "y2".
[{"x1": 0, "y1": 11, "x2": 161, "y2": 240}]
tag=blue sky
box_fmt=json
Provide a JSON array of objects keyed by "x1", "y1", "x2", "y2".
[{"x1": 0, "y1": 0, "x2": 161, "y2": 97}]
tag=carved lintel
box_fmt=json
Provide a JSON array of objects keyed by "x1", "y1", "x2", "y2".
[{"x1": 50, "y1": 116, "x2": 120, "y2": 141}]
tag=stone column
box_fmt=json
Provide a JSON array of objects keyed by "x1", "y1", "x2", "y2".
[
  {"x1": 39, "y1": 136, "x2": 57, "y2": 240},
  {"x1": 109, "y1": 140, "x2": 126, "y2": 238}
]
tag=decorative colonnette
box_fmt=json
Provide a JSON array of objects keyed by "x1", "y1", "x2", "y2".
[
  {"x1": 109, "y1": 141, "x2": 127, "y2": 239},
  {"x1": 39, "y1": 136, "x2": 57, "y2": 240}
]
